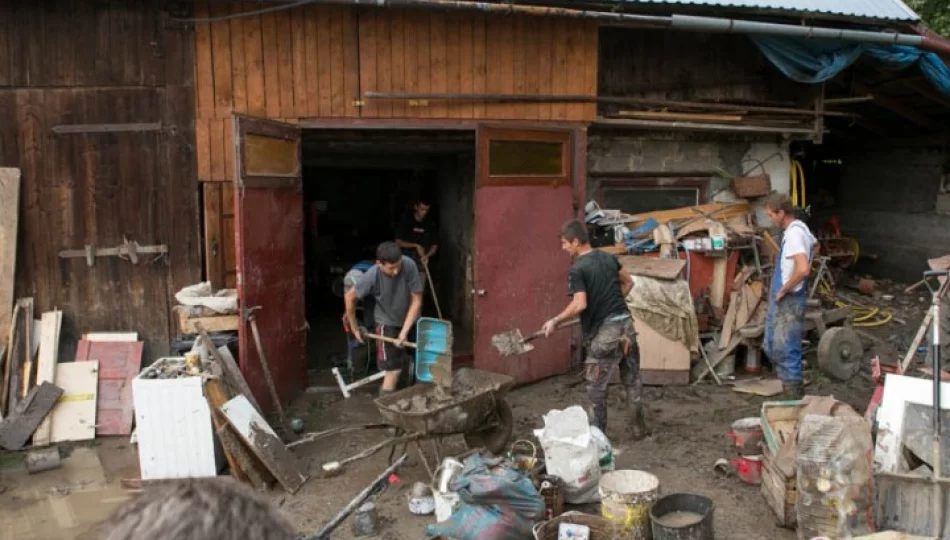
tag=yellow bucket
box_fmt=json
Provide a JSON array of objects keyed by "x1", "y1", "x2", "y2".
[{"x1": 599, "y1": 470, "x2": 660, "y2": 540}]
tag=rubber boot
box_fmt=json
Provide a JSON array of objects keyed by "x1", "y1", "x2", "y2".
[
  {"x1": 628, "y1": 388, "x2": 649, "y2": 440},
  {"x1": 590, "y1": 405, "x2": 607, "y2": 434},
  {"x1": 783, "y1": 382, "x2": 805, "y2": 400}
]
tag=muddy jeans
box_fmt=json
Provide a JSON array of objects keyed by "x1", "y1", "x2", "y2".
[{"x1": 585, "y1": 317, "x2": 640, "y2": 429}]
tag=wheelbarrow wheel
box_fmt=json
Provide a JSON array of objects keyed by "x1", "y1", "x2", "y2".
[
  {"x1": 817, "y1": 326, "x2": 864, "y2": 381},
  {"x1": 463, "y1": 401, "x2": 513, "y2": 454}
]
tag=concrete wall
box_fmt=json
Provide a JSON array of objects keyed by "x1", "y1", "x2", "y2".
[
  {"x1": 830, "y1": 147, "x2": 950, "y2": 283},
  {"x1": 587, "y1": 132, "x2": 791, "y2": 221}
]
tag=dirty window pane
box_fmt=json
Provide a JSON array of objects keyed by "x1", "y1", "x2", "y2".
[
  {"x1": 245, "y1": 134, "x2": 298, "y2": 176},
  {"x1": 488, "y1": 140, "x2": 563, "y2": 176},
  {"x1": 603, "y1": 188, "x2": 699, "y2": 214}
]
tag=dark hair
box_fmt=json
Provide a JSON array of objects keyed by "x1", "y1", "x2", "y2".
[
  {"x1": 413, "y1": 197, "x2": 431, "y2": 207},
  {"x1": 764, "y1": 192, "x2": 795, "y2": 215},
  {"x1": 376, "y1": 241, "x2": 403, "y2": 263},
  {"x1": 101, "y1": 478, "x2": 295, "y2": 540},
  {"x1": 560, "y1": 219, "x2": 590, "y2": 244}
]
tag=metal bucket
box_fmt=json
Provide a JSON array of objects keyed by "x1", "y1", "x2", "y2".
[
  {"x1": 599, "y1": 470, "x2": 660, "y2": 540},
  {"x1": 649, "y1": 493, "x2": 714, "y2": 540}
]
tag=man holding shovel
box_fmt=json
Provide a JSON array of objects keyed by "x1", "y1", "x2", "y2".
[
  {"x1": 541, "y1": 219, "x2": 647, "y2": 438},
  {"x1": 345, "y1": 241, "x2": 423, "y2": 396}
]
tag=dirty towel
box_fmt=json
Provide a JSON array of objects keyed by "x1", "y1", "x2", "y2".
[
  {"x1": 424, "y1": 454, "x2": 543, "y2": 540},
  {"x1": 625, "y1": 275, "x2": 699, "y2": 353}
]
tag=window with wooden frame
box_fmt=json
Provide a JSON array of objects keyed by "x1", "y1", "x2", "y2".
[
  {"x1": 478, "y1": 127, "x2": 571, "y2": 187},
  {"x1": 593, "y1": 176, "x2": 708, "y2": 214}
]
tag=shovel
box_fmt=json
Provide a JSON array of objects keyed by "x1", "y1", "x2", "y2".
[{"x1": 491, "y1": 319, "x2": 580, "y2": 357}]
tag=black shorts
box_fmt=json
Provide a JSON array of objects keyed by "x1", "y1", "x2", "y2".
[{"x1": 375, "y1": 324, "x2": 409, "y2": 372}]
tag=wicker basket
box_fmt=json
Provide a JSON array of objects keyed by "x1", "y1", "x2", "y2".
[{"x1": 533, "y1": 512, "x2": 615, "y2": 540}]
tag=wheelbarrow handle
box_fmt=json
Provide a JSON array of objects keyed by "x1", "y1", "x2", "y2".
[{"x1": 363, "y1": 332, "x2": 418, "y2": 349}]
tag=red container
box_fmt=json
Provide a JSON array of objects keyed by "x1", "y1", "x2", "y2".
[
  {"x1": 730, "y1": 455, "x2": 763, "y2": 485},
  {"x1": 727, "y1": 417, "x2": 764, "y2": 455}
]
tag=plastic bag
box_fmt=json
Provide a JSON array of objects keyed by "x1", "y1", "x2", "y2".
[
  {"x1": 590, "y1": 426, "x2": 615, "y2": 473},
  {"x1": 534, "y1": 406, "x2": 603, "y2": 503},
  {"x1": 424, "y1": 454, "x2": 543, "y2": 540}
]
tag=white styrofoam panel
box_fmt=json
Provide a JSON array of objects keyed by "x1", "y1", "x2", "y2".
[{"x1": 133, "y1": 367, "x2": 220, "y2": 480}]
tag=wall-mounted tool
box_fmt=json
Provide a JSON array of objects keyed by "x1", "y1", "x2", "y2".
[{"x1": 58, "y1": 237, "x2": 168, "y2": 267}]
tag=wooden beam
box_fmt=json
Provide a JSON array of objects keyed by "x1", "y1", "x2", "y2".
[
  {"x1": 51, "y1": 122, "x2": 164, "y2": 135},
  {"x1": 906, "y1": 79, "x2": 950, "y2": 110},
  {"x1": 859, "y1": 85, "x2": 945, "y2": 131}
]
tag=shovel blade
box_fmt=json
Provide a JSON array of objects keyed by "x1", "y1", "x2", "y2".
[{"x1": 491, "y1": 329, "x2": 535, "y2": 357}]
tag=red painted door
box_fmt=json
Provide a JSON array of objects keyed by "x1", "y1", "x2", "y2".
[
  {"x1": 75, "y1": 339, "x2": 143, "y2": 436},
  {"x1": 473, "y1": 126, "x2": 578, "y2": 384},
  {"x1": 232, "y1": 115, "x2": 306, "y2": 412}
]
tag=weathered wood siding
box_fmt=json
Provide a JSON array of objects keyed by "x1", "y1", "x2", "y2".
[
  {"x1": 194, "y1": 2, "x2": 599, "y2": 181},
  {"x1": 0, "y1": 0, "x2": 200, "y2": 360}
]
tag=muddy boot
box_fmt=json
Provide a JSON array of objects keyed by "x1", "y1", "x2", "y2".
[
  {"x1": 629, "y1": 402, "x2": 649, "y2": 440},
  {"x1": 590, "y1": 405, "x2": 607, "y2": 433},
  {"x1": 783, "y1": 382, "x2": 804, "y2": 400}
]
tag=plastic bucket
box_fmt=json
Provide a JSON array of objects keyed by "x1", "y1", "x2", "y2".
[
  {"x1": 730, "y1": 455, "x2": 763, "y2": 486},
  {"x1": 727, "y1": 417, "x2": 763, "y2": 455},
  {"x1": 433, "y1": 489, "x2": 459, "y2": 522},
  {"x1": 599, "y1": 470, "x2": 660, "y2": 540},
  {"x1": 649, "y1": 493, "x2": 714, "y2": 540}
]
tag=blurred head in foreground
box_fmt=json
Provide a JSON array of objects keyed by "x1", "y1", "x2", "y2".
[{"x1": 101, "y1": 478, "x2": 295, "y2": 540}]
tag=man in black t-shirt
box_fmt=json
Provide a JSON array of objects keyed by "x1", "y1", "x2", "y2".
[
  {"x1": 541, "y1": 219, "x2": 647, "y2": 438},
  {"x1": 395, "y1": 198, "x2": 439, "y2": 266}
]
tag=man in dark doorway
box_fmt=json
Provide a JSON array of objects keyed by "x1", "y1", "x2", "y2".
[
  {"x1": 541, "y1": 219, "x2": 647, "y2": 438},
  {"x1": 344, "y1": 241, "x2": 423, "y2": 395},
  {"x1": 763, "y1": 193, "x2": 816, "y2": 399},
  {"x1": 396, "y1": 197, "x2": 439, "y2": 266}
]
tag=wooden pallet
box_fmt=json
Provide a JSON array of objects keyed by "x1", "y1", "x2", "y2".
[{"x1": 761, "y1": 446, "x2": 797, "y2": 529}]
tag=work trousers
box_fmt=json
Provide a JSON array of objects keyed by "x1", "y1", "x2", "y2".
[{"x1": 585, "y1": 318, "x2": 640, "y2": 430}]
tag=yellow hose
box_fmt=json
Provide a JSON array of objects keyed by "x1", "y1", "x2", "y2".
[
  {"x1": 791, "y1": 160, "x2": 806, "y2": 208},
  {"x1": 816, "y1": 277, "x2": 892, "y2": 327}
]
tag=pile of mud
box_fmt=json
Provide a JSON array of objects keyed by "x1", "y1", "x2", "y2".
[{"x1": 393, "y1": 368, "x2": 495, "y2": 413}]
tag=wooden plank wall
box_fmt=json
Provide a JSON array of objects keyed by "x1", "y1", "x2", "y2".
[
  {"x1": 194, "y1": 2, "x2": 598, "y2": 181},
  {"x1": 0, "y1": 0, "x2": 200, "y2": 360},
  {"x1": 203, "y1": 183, "x2": 237, "y2": 290}
]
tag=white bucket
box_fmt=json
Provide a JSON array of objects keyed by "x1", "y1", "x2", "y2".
[{"x1": 433, "y1": 489, "x2": 460, "y2": 522}]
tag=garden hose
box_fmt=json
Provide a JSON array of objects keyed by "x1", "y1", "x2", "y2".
[
  {"x1": 816, "y1": 276, "x2": 893, "y2": 327},
  {"x1": 790, "y1": 160, "x2": 806, "y2": 208}
]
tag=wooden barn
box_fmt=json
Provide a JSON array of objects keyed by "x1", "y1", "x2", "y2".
[{"x1": 2, "y1": 0, "x2": 949, "y2": 411}]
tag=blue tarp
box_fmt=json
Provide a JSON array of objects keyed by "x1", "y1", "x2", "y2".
[{"x1": 750, "y1": 36, "x2": 950, "y2": 97}]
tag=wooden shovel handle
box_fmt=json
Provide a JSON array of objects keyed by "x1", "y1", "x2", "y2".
[
  {"x1": 523, "y1": 318, "x2": 581, "y2": 343},
  {"x1": 363, "y1": 332, "x2": 418, "y2": 349}
]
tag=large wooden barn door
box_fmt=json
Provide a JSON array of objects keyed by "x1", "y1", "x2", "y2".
[
  {"x1": 232, "y1": 115, "x2": 306, "y2": 411},
  {"x1": 473, "y1": 126, "x2": 577, "y2": 384}
]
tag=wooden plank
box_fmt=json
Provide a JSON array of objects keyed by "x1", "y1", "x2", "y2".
[
  {"x1": 261, "y1": 11, "x2": 281, "y2": 118},
  {"x1": 537, "y1": 17, "x2": 554, "y2": 120},
  {"x1": 31, "y1": 310, "x2": 62, "y2": 447},
  {"x1": 342, "y1": 8, "x2": 360, "y2": 117},
  {"x1": 429, "y1": 13, "x2": 447, "y2": 118},
  {"x1": 0, "y1": 1, "x2": 9, "y2": 86},
  {"x1": 316, "y1": 7, "x2": 333, "y2": 117},
  {"x1": 291, "y1": 7, "x2": 309, "y2": 117},
  {"x1": 221, "y1": 395, "x2": 307, "y2": 493},
  {"x1": 7, "y1": 298, "x2": 32, "y2": 414},
  {"x1": 403, "y1": 10, "x2": 419, "y2": 109},
  {"x1": 358, "y1": 9, "x2": 378, "y2": 118},
  {"x1": 275, "y1": 9, "x2": 295, "y2": 118},
  {"x1": 204, "y1": 182, "x2": 225, "y2": 289},
  {"x1": 210, "y1": 119, "x2": 225, "y2": 181},
  {"x1": 83, "y1": 332, "x2": 138, "y2": 342},
  {"x1": 710, "y1": 257, "x2": 728, "y2": 310},
  {"x1": 205, "y1": 378, "x2": 258, "y2": 486},
  {"x1": 198, "y1": 327, "x2": 263, "y2": 415},
  {"x1": 244, "y1": 8, "x2": 266, "y2": 117},
  {"x1": 194, "y1": 0, "x2": 215, "y2": 119},
  {"x1": 210, "y1": 0, "x2": 233, "y2": 118},
  {"x1": 635, "y1": 318, "x2": 690, "y2": 377},
  {"x1": 521, "y1": 16, "x2": 540, "y2": 121},
  {"x1": 627, "y1": 203, "x2": 752, "y2": 226},
  {"x1": 229, "y1": 3, "x2": 248, "y2": 114},
  {"x1": 390, "y1": 10, "x2": 406, "y2": 118},
  {"x1": 619, "y1": 256, "x2": 686, "y2": 280},
  {"x1": 376, "y1": 11, "x2": 393, "y2": 118},
  {"x1": 551, "y1": 18, "x2": 570, "y2": 120},
  {"x1": 719, "y1": 289, "x2": 740, "y2": 350},
  {"x1": 75, "y1": 340, "x2": 143, "y2": 436},
  {"x1": 0, "y1": 169, "x2": 20, "y2": 344},
  {"x1": 415, "y1": 12, "x2": 431, "y2": 118},
  {"x1": 443, "y1": 13, "x2": 460, "y2": 119},
  {"x1": 511, "y1": 16, "x2": 527, "y2": 117},
  {"x1": 329, "y1": 7, "x2": 346, "y2": 117},
  {"x1": 224, "y1": 117, "x2": 234, "y2": 180},
  {"x1": 565, "y1": 21, "x2": 587, "y2": 121},
  {"x1": 304, "y1": 7, "x2": 321, "y2": 117},
  {"x1": 49, "y1": 361, "x2": 98, "y2": 443},
  {"x1": 0, "y1": 382, "x2": 63, "y2": 451},
  {"x1": 582, "y1": 21, "x2": 597, "y2": 121},
  {"x1": 196, "y1": 119, "x2": 211, "y2": 181},
  {"x1": 485, "y1": 16, "x2": 508, "y2": 119},
  {"x1": 179, "y1": 313, "x2": 240, "y2": 335},
  {"x1": 457, "y1": 14, "x2": 474, "y2": 119}
]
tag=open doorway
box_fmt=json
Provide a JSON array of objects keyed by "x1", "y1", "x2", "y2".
[{"x1": 301, "y1": 129, "x2": 477, "y2": 377}]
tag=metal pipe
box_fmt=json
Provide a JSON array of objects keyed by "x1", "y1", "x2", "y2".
[
  {"x1": 364, "y1": 91, "x2": 857, "y2": 118},
  {"x1": 594, "y1": 117, "x2": 817, "y2": 135},
  {"x1": 670, "y1": 14, "x2": 924, "y2": 46}
]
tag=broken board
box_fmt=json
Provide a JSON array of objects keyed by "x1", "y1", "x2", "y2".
[
  {"x1": 618, "y1": 255, "x2": 686, "y2": 281},
  {"x1": 221, "y1": 395, "x2": 306, "y2": 493},
  {"x1": 82, "y1": 332, "x2": 138, "y2": 342},
  {"x1": 49, "y1": 361, "x2": 99, "y2": 443},
  {"x1": 733, "y1": 378, "x2": 784, "y2": 397},
  {"x1": 205, "y1": 379, "x2": 272, "y2": 489},
  {"x1": 0, "y1": 382, "x2": 64, "y2": 450},
  {"x1": 635, "y1": 317, "x2": 690, "y2": 385},
  {"x1": 75, "y1": 340, "x2": 143, "y2": 436},
  {"x1": 32, "y1": 310, "x2": 62, "y2": 446}
]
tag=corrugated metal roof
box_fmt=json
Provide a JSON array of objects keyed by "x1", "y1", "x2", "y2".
[{"x1": 613, "y1": 0, "x2": 920, "y2": 22}]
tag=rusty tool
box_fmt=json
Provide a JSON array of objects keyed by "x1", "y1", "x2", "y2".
[
  {"x1": 491, "y1": 319, "x2": 580, "y2": 357},
  {"x1": 244, "y1": 306, "x2": 296, "y2": 440}
]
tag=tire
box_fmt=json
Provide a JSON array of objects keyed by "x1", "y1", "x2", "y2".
[{"x1": 463, "y1": 401, "x2": 513, "y2": 454}]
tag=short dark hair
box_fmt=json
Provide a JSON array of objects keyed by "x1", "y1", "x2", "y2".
[
  {"x1": 413, "y1": 197, "x2": 431, "y2": 207},
  {"x1": 376, "y1": 241, "x2": 402, "y2": 263},
  {"x1": 101, "y1": 478, "x2": 295, "y2": 540},
  {"x1": 764, "y1": 192, "x2": 795, "y2": 215},
  {"x1": 560, "y1": 219, "x2": 589, "y2": 244}
]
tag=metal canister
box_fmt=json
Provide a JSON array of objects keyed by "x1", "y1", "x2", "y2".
[{"x1": 351, "y1": 502, "x2": 379, "y2": 537}]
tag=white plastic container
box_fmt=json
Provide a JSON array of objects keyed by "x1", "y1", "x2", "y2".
[{"x1": 558, "y1": 523, "x2": 591, "y2": 540}]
